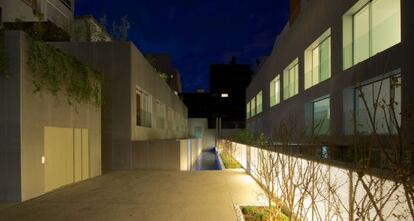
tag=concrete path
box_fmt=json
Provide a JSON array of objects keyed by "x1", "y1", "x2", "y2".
[{"x1": 0, "y1": 170, "x2": 266, "y2": 221}]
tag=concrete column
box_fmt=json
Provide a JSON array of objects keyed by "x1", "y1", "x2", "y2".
[{"x1": 401, "y1": 0, "x2": 414, "y2": 147}]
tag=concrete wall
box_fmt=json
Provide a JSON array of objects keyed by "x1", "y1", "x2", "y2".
[
  {"x1": 188, "y1": 118, "x2": 241, "y2": 150},
  {"x1": 0, "y1": 31, "x2": 22, "y2": 202},
  {"x1": 188, "y1": 118, "x2": 208, "y2": 138},
  {"x1": 130, "y1": 45, "x2": 188, "y2": 141},
  {"x1": 246, "y1": 0, "x2": 405, "y2": 145},
  {"x1": 0, "y1": 31, "x2": 101, "y2": 202},
  {"x1": 131, "y1": 139, "x2": 201, "y2": 171},
  {"x1": 225, "y1": 140, "x2": 409, "y2": 220},
  {"x1": 50, "y1": 41, "x2": 188, "y2": 170}
]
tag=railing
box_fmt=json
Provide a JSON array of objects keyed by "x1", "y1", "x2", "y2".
[
  {"x1": 220, "y1": 139, "x2": 412, "y2": 220},
  {"x1": 59, "y1": 0, "x2": 72, "y2": 10}
]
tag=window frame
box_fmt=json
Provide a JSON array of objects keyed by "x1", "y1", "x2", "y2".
[
  {"x1": 354, "y1": 73, "x2": 401, "y2": 135},
  {"x1": 256, "y1": 91, "x2": 263, "y2": 114},
  {"x1": 136, "y1": 87, "x2": 152, "y2": 128},
  {"x1": 343, "y1": 0, "x2": 401, "y2": 69},
  {"x1": 312, "y1": 96, "x2": 331, "y2": 136},
  {"x1": 283, "y1": 58, "x2": 299, "y2": 100},
  {"x1": 270, "y1": 75, "x2": 281, "y2": 107}
]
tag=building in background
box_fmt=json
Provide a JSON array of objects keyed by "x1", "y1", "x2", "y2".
[
  {"x1": 146, "y1": 54, "x2": 182, "y2": 94},
  {"x1": 51, "y1": 42, "x2": 189, "y2": 170},
  {"x1": 246, "y1": 0, "x2": 412, "y2": 160},
  {"x1": 182, "y1": 57, "x2": 252, "y2": 129}
]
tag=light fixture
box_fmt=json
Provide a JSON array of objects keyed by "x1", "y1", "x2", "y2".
[
  {"x1": 221, "y1": 93, "x2": 229, "y2": 98},
  {"x1": 41, "y1": 156, "x2": 45, "y2": 164}
]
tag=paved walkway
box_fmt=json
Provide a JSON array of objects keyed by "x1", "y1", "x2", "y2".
[{"x1": 0, "y1": 170, "x2": 266, "y2": 221}]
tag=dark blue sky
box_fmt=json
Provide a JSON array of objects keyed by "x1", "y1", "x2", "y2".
[{"x1": 75, "y1": 0, "x2": 289, "y2": 92}]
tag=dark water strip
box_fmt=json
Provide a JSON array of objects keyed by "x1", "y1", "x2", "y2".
[{"x1": 194, "y1": 148, "x2": 222, "y2": 170}]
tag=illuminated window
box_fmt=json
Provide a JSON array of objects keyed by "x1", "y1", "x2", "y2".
[
  {"x1": 283, "y1": 58, "x2": 299, "y2": 100},
  {"x1": 221, "y1": 93, "x2": 229, "y2": 98},
  {"x1": 270, "y1": 75, "x2": 280, "y2": 106},
  {"x1": 246, "y1": 101, "x2": 251, "y2": 119},
  {"x1": 343, "y1": 0, "x2": 401, "y2": 69},
  {"x1": 251, "y1": 97, "x2": 256, "y2": 116},
  {"x1": 256, "y1": 91, "x2": 263, "y2": 114},
  {"x1": 305, "y1": 29, "x2": 331, "y2": 89}
]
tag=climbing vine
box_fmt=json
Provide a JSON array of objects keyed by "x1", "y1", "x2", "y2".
[
  {"x1": 28, "y1": 39, "x2": 103, "y2": 106},
  {"x1": 0, "y1": 29, "x2": 9, "y2": 78}
]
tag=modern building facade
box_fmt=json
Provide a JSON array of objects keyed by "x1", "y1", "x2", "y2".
[
  {"x1": 1, "y1": 0, "x2": 191, "y2": 203},
  {"x1": 0, "y1": 31, "x2": 101, "y2": 202},
  {"x1": 51, "y1": 41, "x2": 189, "y2": 170},
  {"x1": 246, "y1": 0, "x2": 413, "y2": 153}
]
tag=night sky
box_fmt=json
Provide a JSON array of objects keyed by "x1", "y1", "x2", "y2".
[{"x1": 75, "y1": 0, "x2": 289, "y2": 92}]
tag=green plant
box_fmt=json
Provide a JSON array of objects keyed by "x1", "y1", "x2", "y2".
[
  {"x1": 241, "y1": 206, "x2": 289, "y2": 221},
  {"x1": 219, "y1": 152, "x2": 241, "y2": 169},
  {"x1": 0, "y1": 29, "x2": 9, "y2": 78},
  {"x1": 231, "y1": 130, "x2": 254, "y2": 145},
  {"x1": 28, "y1": 39, "x2": 102, "y2": 106}
]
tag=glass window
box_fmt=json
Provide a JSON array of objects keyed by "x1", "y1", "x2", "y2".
[
  {"x1": 157, "y1": 102, "x2": 166, "y2": 129},
  {"x1": 283, "y1": 59, "x2": 299, "y2": 100},
  {"x1": 251, "y1": 97, "x2": 256, "y2": 116},
  {"x1": 136, "y1": 89, "x2": 152, "y2": 128},
  {"x1": 270, "y1": 75, "x2": 281, "y2": 106},
  {"x1": 313, "y1": 97, "x2": 330, "y2": 135},
  {"x1": 305, "y1": 29, "x2": 331, "y2": 89},
  {"x1": 319, "y1": 38, "x2": 330, "y2": 82},
  {"x1": 353, "y1": 4, "x2": 370, "y2": 64},
  {"x1": 372, "y1": 0, "x2": 401, "y2": 55},
  {"x1": 344, "y1": 0, "x2": 401, "y2": 68},
  {"x1": 246, "y1": 102, "x2": 250, "y2": 119},
  {"x1": 256, "y1": 91, "x2": 263, "y2": 114},
  {"x1": 355, "y1": 75, "x2": 401, "y2": 134}
]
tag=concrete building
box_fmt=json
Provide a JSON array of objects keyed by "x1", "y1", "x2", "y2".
[
  {"x1": 1, "y1": 0, "x2": 192, "y2": 203},
  {"x1": 0, "y1": 0, "x2": 74, "y2": 33},
  {"x1": 246, "y1": 0, "x2": 413, "y2": 158},
  {"x1": 0, "y1": 31, "x2": 101, "y2": 202},
  {"x1": 146, "y1": 54, "x2": 182, "y2": 94},
  {"x1": 51, "y1": 42, "x2": 189, "y2": 170},
  {"x1": 182, "y1": 57, "x2": 252, "y2": 129}
]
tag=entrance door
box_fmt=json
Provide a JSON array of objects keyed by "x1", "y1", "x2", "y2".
[
  {"x1": 44, "y1": 127, "x2": 74, "y2": 192},
  {"x1": 44, "y1": 127, "x2": 89, "y2": 192}
]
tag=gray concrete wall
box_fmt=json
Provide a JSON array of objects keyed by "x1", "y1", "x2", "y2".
[
  {"x1": 50, "y1": 41, "x2": 188, "y2": 170},
  {"x1": 0, "y1": 31, "x2": 101, "y2": 202},
  {"x1": 401, "y1": 0, "x2": 414, "y2": 146},
  {"x1": 246, "y1": 0, "x2": 403, "y2": 145},
  {"x1": 50, "y1": 42, "x2": 133, "y2": 170},
  {"x1": 130, "y1": 45, "x2": 188, "y2": 141},
  {"x1": 131, "y1": 139, "x2": 201, "y2": 171},
  {"x1": 0, "y1": 31, "x2": 22, "y2": 202}
]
